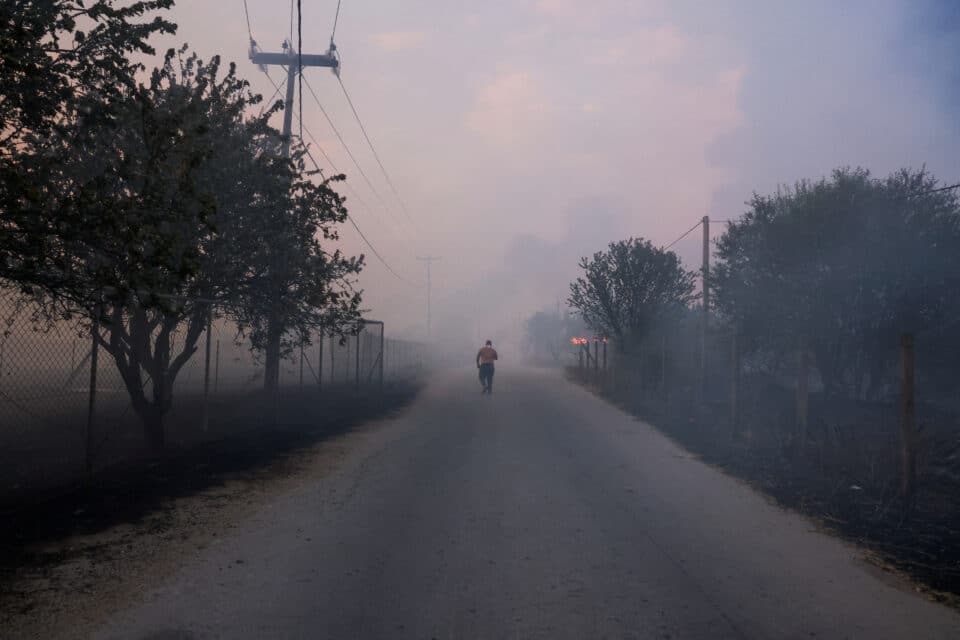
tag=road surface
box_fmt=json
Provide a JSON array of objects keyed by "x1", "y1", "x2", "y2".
[{"x1": 95, "y1": 368, "x2": 960, "y2": 639}]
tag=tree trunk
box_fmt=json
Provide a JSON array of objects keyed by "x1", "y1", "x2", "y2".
[
  {"x1": 143, "y1": 409, "x2": 166, "y2": 451},
  {"x1": 101, "y1": 304, "x2": 205, "y2": 454}
]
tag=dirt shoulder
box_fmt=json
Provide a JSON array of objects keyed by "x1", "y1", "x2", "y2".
[
  {"x1": 0, "y1": 385, "x2": 420, "y2": 640},
  {"x1": 568, "y1": 369, "x2": 960, "y2": 609}
]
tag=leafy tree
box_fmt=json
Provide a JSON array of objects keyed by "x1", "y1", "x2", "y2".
[
  {"x1": 713, "y1": 167, "x2": 960, "y2": 399},
  {"x1": 568, "y1": 238, "x2": 698, "y2": 350},
  {"x1": 0, "y1": 0, "x2": 175, "y2": 151},
  {"x1": 1, "y1": 46, "x2": 362, "y2": 449}
]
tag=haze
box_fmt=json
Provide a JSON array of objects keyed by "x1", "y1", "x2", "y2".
[{"x1": 160, "y1": 0, "x2": 959, "y2": 347}]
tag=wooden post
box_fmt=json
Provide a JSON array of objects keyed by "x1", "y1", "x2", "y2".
[
  {"x1": 796, "y1": 334, "x2": 809, "y2": 448},
  {"x1": 85, "y1": 308, "x2": 101, "y2": 474},
  {"x1": 900, "y1": 333, "x2": 918, "y2": 498},
  {"x1": 730, "y1": 331, "x2": 740, "y2": 435}
]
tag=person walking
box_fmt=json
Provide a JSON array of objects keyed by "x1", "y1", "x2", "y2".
[{"x1": 476, "y1": 340, "x2": 498, "y2": 394}]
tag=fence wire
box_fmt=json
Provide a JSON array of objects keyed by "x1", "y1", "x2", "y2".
[{"x1": 0, "y1": 292, "x2": 426, "y2": 499}]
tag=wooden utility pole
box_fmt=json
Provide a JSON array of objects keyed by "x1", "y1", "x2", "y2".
[
  {"x1": 900, "y1": 333, "x2": 918, "y2": 498},
  {"x1": 417, "y1": 256, "x2": 440, "y2": 341},
  {"x1": 249, "y1": 40, "x2": 339, "y2": 392},
  {"x1": 700, "y1": 216, "x2": 710, "y2": 403}
]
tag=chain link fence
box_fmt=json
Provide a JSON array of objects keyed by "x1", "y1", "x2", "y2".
[
  {"x1": 568, "y1": 317, "x2": 960, "y2": 593},
  {"x1": 0, "y1": 291, "x2": 426, "y2": 501}
]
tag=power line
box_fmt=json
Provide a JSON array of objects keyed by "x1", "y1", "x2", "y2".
[
  {"x1": 330, "y1": 0, "x2": 343, "y2": 46},
  {"x1": 336, "y1": 74, "x2": 417, "y2": 226},
  {"x1": 301, "y1": 73, "x2": 391, "y2": 207},
  {"x1": 664, "y1": 219, "x2": 703, "y2": 250},
  {"x1": 905, "y1": 182, "x2": 960, "y2": 198},
  {"x1": 260, "y1": 69, "x2": 338, "y2": 171},
  {"x1": 259, "y1": 72, "x2": 286, "y2": 116},
  {"x1": 293, "y1": 98, "x2": 416, "y2": 249},
  {"x1": 299, "y1": 147, "x2": 414, "y2": 285},
  {"x1": 266, "y1": 66, "x2": 410, "y2": 249},
  {"x1": 241, "y1": 0, "x2": 253, "y2": 41}
]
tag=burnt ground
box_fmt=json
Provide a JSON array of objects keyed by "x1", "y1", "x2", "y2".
[
  {"x1": 86, "y1": 368, "x2": 960, "y2": 639},
  {"x1": 0, "y1": 383, "x2": 420, "y2": 636},
  {"x1": 570, "y1": 369, "x2": 960, "y2": 606}
]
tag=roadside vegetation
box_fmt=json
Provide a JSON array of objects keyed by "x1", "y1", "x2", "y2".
[
  {"x1": 1, "y1": 1, "x2": 363, "y2": 452},
  {"x1": 559, "y1": 167, "x2": 960, "y2": 600}
]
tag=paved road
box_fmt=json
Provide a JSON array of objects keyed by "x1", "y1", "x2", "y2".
[{"x1": 96, "y1": 369, "x2": 960, "y2": 639}]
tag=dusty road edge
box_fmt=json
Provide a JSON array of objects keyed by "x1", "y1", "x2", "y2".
[
  {"x1": 0, "y1": 401, "x2": 418, "y2": 640},
  {"x1": 570, "y1": 375, "x2": 960, "y2": 611}
]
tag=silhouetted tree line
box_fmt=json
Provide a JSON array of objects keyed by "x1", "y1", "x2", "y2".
[
  {"x1": 568, "y1": 167, "x2": 960, "y2": 403},
  {"x1": 0, "y1": 1, "x2": 363, "y2": 449}
]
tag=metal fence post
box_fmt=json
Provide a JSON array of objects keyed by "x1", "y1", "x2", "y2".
[
  {"x1": 379, "y1": 323, "x2": 385, "y2": 392},
  {"x1": 202, "y1": 305, "x2": 212, "y2": 432},
  {"x1": 730, "y1": 331, "x2": 740, "y2": 436},
  {"x1": 318, "y1": 330, "x2": 324, "y2": 391},
  {"x1": 593, "y1": 338, "x2": 599, "y2": 379},
  {"x1": 355, "y1": 328, "x2": 361, "y2": 392},
  {"x1": 329, "y1": 334, "x2": 335, "y2": 384},
  {"x1": 299, "y1": 340, "x2": 305, "y2": 388},
  {"x1": 85, "y1": 307, "x2": 100, "y2": 474}
]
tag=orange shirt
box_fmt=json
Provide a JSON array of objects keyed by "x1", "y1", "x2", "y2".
[{"x1": 477, "y1": 346, "x2": 498, "y2": 365}]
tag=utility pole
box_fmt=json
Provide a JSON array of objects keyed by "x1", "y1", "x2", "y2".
[
  {"x1": 248, "y1": 39, "x2": 339, "y2": 391},
  {"x1": 417, "y1": 256, "x2": 440, "y2": 341},
  {"x1": 700, "y1": 215, "x2": 710, "y2": 403}
]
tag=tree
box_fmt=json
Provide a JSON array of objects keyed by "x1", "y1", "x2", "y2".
[
  {"x1": 1, "y1": 46, "x2": 363, "y2": 450},
  {"x1": 0, "y1": 0, "x2": 175, "y2": 152},
  {"x1": 713, "y1": 167, "x2": 960, "y2": 399},
  {"x1": 568, "y1": 238, "x2": 698, "y2": 350}
]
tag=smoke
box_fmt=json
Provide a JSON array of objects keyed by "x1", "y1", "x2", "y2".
[{"x1": 158, "y1": 2, "x2": 960, "y2": 351}]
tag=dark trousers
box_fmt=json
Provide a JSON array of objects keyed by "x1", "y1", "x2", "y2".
[{"x1": 479, "y1": 363, "x2": 495, "y2": 390}]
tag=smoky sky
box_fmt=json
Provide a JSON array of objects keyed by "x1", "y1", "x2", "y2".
[{"x1": 157, "y1": 1, "x2": 959, "y2": 342}]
